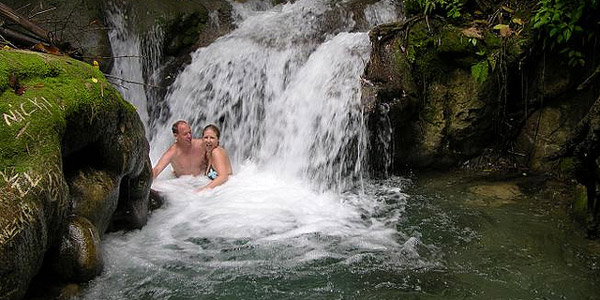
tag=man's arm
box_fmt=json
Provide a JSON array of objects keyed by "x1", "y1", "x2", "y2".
[{"x1": 152, "y1": 145, "x2": 176, "y2": 179}]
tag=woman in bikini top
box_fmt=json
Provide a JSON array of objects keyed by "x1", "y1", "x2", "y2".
[{"x1": 196, "y1": 124, "x2": 232, "y2": 192}]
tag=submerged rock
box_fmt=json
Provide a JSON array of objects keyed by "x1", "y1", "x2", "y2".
[
  {"x1": 0, "y1": 49, "x2": 151, "y2": 299},
  {"x1": 467, "y1": 182, "x2": 524, "y2": 207}
]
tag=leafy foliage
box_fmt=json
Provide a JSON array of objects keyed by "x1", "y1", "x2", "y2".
[
  {"x1": 405, "y1": 0, "x2": 466, "y2": 19},
  {"x1": 532, "y1": 0, "x2": 598, "y2": 66},
  {"x1": 471, "y1": 60, "x2": 489, "y2": 83}
]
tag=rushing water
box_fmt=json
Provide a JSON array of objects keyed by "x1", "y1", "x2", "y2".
[{"x1": 82, "y1": 0, "x2": 600, "y2": 299}]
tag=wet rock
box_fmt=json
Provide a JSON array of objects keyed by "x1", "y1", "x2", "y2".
[
  {"x1": 68, "y1": 168, "x2": 120, "y2": 235},
  {"x1": 364, "y1": 18, "x2": 528, "y2": 171},
  {"x1": 149, "y1": 188, "x2": 166, "y2": 211},
  {"x1": 0, "y1": 50, "x2": 151, "y2": 299},
  {"x1": 52, "y1": 217, "x2": 103, "y2": 282},
  {"x1": 514, "y1": 107, "x2": 569, "y2": 172}
]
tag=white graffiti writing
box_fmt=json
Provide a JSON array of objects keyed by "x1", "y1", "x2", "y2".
[
  {"x1": 0, "y1": 169, "x2": 42, "y2": 197},
  {"x1": 3, "y1": 97, "x2": 54, "y2": 127}
]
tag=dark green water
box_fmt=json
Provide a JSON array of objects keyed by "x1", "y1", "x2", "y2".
[{"x1": 399, "y1": 171, "x2": 600, "y2": 299}]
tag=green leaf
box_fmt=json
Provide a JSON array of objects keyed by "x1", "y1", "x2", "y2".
[
  {"x1": 512, "y1": 17, "x2": 524, "y2": 25},
  {"x1": 488, "y1": 56, "x2": 497, "y2": 71},
  {"x1": 563, "y1": 29, "x2": 572, "y2": 42},
  {"x1": 471, "y1": 61, "x2": 489, "y2": 84}
]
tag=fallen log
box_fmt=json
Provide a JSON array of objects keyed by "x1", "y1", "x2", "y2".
[
  {"x1": 0, "y1": 26, "x2": 42, "y2": 45},
  {"x1": 0, "y1": 2, "x2": 55, "y2": 43}
]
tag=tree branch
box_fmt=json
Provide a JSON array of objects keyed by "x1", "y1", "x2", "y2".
[
  {"x1": 104, "y1": 74, "x2": 165, "y2": 89},
  {"x1": 0, "y1": 2, "x2": 56, "y2": 43}
]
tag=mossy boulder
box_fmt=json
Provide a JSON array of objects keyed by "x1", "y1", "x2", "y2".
[
  {"x1": 0, "y1": 49, "x2": 151, "y2": 299},
  {"x1": 364, "y1": 18, "x2": 528, "y2": 171},
  {"x1": 514, "y1": 107, "x2": 566, "y2": 171}
]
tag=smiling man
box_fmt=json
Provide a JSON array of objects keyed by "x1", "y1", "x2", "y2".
[{"x1": 152, "y1": 120, "x2": 207, "y2": 179}]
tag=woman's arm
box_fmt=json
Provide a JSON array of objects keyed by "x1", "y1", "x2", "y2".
[{"x1": 199, "y1": 148, "x2": 231, "y2": 190}]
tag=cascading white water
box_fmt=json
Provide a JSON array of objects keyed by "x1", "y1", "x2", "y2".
[
  {"x1": 82, "y1": 1, "x2": 430, "y2": 298},
  {"x1": 84, "y1": 2, "x2": 600, "y2": 298},
  {"x1": 364, "y1": 0, "x2": 404, "y2": 27},
  {"x1": 106, "y1": 5, "x2": 150, "y2": 133},
  {"x1": 152, "y1": 0, "x2": 371, "y2": 191},
  {"x1": 106, "y1": 3, "x2": 165, "y2": 139}
]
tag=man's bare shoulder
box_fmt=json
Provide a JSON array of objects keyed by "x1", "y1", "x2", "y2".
[
  {"x1": 160, "y1": 143, "x2": 177, "y2": 155},
  {"x1": 192, "y1": 138, "x2": 205, "y2": 147}
]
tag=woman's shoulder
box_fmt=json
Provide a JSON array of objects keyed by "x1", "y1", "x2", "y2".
[{"x1": 211, "y1": 146, "x2": 228, "y2": 156}]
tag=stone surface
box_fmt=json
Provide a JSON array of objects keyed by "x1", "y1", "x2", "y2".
[
  {"x1": 53, "y1": 216, "x2": 103, "y2": 282},
  {"x1": 364, "y1": 20, "x2": 514, "y2": 170},
  {"x1": 0, "y1": 49, "x2": 151, "y2": 299}
]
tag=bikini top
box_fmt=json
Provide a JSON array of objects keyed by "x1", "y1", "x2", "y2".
[{"x1": 207, "y1": 165, "x2": 218, "y2": 180}]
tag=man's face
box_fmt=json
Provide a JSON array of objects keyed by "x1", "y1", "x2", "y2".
[{"x1": 175, "y1": 123, "x2": 193, "y2": 145}]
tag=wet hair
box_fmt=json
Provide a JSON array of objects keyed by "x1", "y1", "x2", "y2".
[
  {"x1": 172, "y1": 120, "x2": 188, "y2": 134},
  {"x1": 203, "y1": 124, "x2": 220, "y2": 139}
]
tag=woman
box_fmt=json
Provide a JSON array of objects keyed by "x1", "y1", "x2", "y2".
[{"x1": 197, "y1": 124, "x2": 233, "y2": 192}]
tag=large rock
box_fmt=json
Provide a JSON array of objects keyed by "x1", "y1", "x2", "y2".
[
  {"x1": 0, "y1": 49, "x2": 151, "y2": 299},
  {"x1": 364, "y1": 19, "x2": 526, "y2": 171}
]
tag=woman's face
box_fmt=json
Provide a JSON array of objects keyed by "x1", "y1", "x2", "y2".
[{"x1": 203, "y1": 128, "x2": 219, "y2": 151}]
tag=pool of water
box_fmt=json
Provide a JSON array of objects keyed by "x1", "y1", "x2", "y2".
[
  {"x1": 401, "y1": 171, "x2": 600, "y2": 299},
  {"x1": 73, "y1": 169, "x2": 600, "y2": 299}
]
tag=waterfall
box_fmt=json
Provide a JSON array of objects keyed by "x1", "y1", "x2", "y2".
[
  {"x1": 364, "y1": 0, "x2": 404, "y2": 27},
  {"x1": 151, "y1": 0, "x2": 395, "y2": 191},
  {"x1": 82, "y1": 2, "x2": 600, "y2": 298},
  {"x1": 86, "y1": 1, "x2": 418, "y2": 298},
  {"x1": 106, "y1": 3, "x2": 164, "y2": 139}
]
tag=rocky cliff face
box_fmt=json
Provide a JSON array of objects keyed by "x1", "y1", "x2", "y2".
[
  {"x1": 0, "y1": 50, "x2": 151, "y2": 300},
  {"x1": 363, "y1": 12, "x2": 595, "y2": 174},
  {"x1": 363, "y1": 18, "x2": 521, "y2": 170},
  {"x1": 0, "y1": 0, "x2": 234, "y2": 72},
  {"x1": 362, "y1": 1, "x2": 600, "y2": 232}
]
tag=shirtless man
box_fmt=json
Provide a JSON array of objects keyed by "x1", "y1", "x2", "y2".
[{"x1": 152, "y1": 120, "x2": 207, "y2": 179}]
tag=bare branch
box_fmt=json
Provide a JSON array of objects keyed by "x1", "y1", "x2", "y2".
[
  {"x1": 577, "y1": 63, "x2": 600, "y2": 91},
  {"x1": 81, "y1": 55, "x2": 145, "y2": 59},
  {"x1": 28, "y1": 6, "x2": 56, "y2": 19},
  {"x1": 0, "y1": 2, "x2": 55, "y2": 43},
  {"x1": 0, "y1": 27, "x2": 42, "y2": 45},
  {"x1": 104, "y1": 74, "x2": 165, "y2": 89}
]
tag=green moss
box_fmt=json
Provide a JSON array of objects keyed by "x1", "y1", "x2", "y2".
[
  {"x1": 558, "y1": 157, "x2": 575, "y2": 174},
  {"x1": 436, "y1": 25, "x2": 472, "y2": 54},
  {"x1": 0, "y1": 49, "x2": 131, "y2": 176}
]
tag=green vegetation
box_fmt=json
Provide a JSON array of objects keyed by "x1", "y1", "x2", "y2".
[
  {"x1": 0, "y1": 49, "x2": 131, "y2": 175},
  {"x1": 405, "y1": 0, "x2": 466, "y2": 19},
  {"x1": 532, "y1": 0, "x2": 598, "y2": 66},
  {"x1": 402, "y1": 0, "x2": 598, "y2": 80}
]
